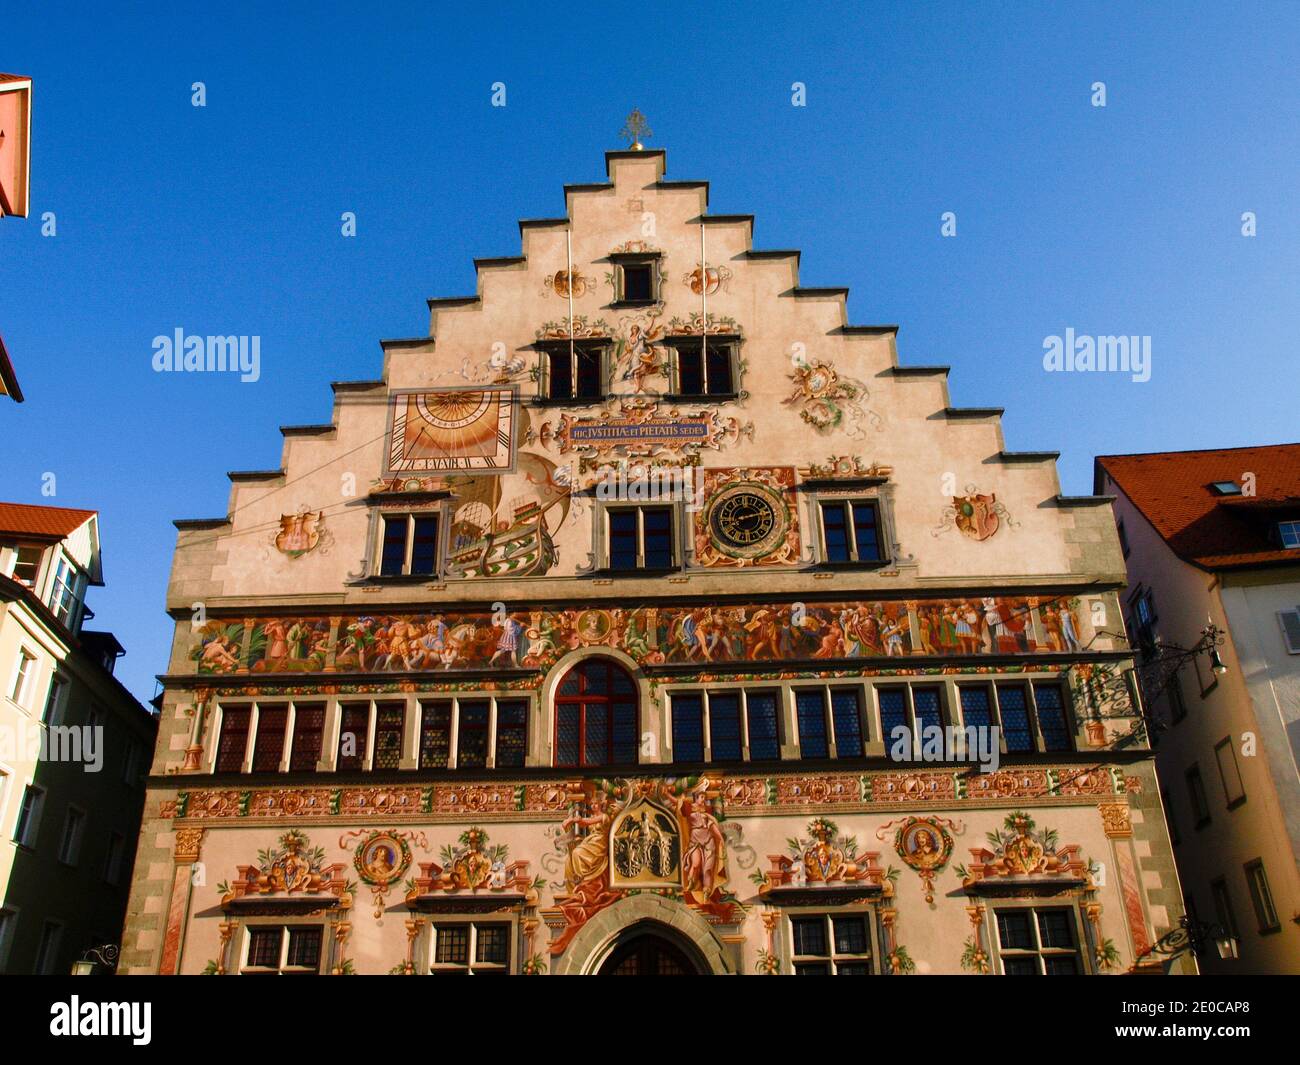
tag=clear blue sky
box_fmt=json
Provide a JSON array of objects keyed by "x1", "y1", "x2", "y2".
[{"x1": 2, "y1": 1, "x2": 1296, "y2": 704}]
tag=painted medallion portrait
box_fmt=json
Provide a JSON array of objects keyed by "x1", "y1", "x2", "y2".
[{"x1": 354, "y1": 832, "x2": 411, "y2": 886}]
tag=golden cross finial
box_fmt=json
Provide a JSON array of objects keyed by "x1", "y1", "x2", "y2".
[{"x1": 620, "y1": 109, "x2": 652, "y2": 150}]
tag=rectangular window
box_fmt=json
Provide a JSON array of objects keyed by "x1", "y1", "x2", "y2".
[
  {"x1": 1186, "y1": 764, "x2": 1211, "y2": 827},
  {"x1": 544, "y1": 343, "x2": 605, "y2": 401},
  {"x1": 1214, "y1": 737, "x2": 1246, "y2": 808},
  {"x1": 671, "y1": 693, "x2": 705, "y2": 763},
  {"x1": 14, "y1": 785, "x2": 44, "y2": 847},
  {"x1": 10, "y1": 647, "x2": 36, "y2": 706},
  {"x1": 58, "y1": 806, "x2": 85, "y2": 865},
  {"x1": 1161, "y1": 788, "x2": 1180, "y2": 846},
  {"x1": 456, "y1": 700, "x2": 490, "y2": 769},
  {"x1": 620, "y1": 262, "x2": 653, "y2": 302},
  {"x1": 818, "y1": 499, "x2": 882, "y2": 563},
  {"x1": 672, "y1": 339, "x2": 734, "y2": 397},
  {"x1": 378, "y1": 514, "x2": 440, "y2": 578},
  {"x1": 1031, "y1": 683, "x2": 1071, "y2": 752},
  {"x1": 795, "y1": 689, "x2": 828, "y2": 759},
  {"x1": 708, "y1": 691, "x2": 744, "y2": 762},
  {"x1": 431, "y1": 922, "x2": 512, "y2": 975},
  {"x1": 336, "y1": 704, "x2": 369, "y2": 771},
  {"x1": 912, "y1": 686, "x2": 944, "y2": 733},
  {"x1": 103, "y1": 831, "x2": 126, "y2": 885},
  {"x1": 747, "y1": 690, "x2": 781, "y2": 761},
  {"x1": 419, "y1": 701, "x2": 452, "y2": 769},
  {"x1": 878, "y1": 688, "x2": 908, "y2": 741},
  {"x1": 1279, "y1": 520, "x2": 1300, "y2": 549},
  {"x1": 1210, "y1": 878, "x2": 1239, "y2": 941},
  {"x1": 830, "y1": 688, "x2": 865, "y2": 757},
  {"x1": 49, "y1": 558, "x2": 81, "y2": 627},
  {"x1": 0, "y1": 908, "x2": 14, "y2": 971},
  {"x1": 288, "y1": 702, "x2": 325, "y2": 771},
  {"x1": 494, "y1": 699, "x2": 528, "y2": 769},
  {"x1": 1244, "y1": 859, "x2": 1280, "y2": 933},
  {"x1": 371, "y1": 702, "x2": 405, "y2": 770},
  {"x1": 995, "y1": 908, "x2": 1081, "y2": 974},
  {"x1": 215, "y1": 705, "x2": 251, "y2": 773},
  {"x1": 34, "y1": 921, "x2": 63, "y2": 975},
  {"x1": 42, "y1": 674, "x2": 66, "y2": 724},
  {"x1": 790, "y1": 914, "x2": 872, "y2": 975},
  {"x1": 606, "y1": 505, "x2": 675, "y2": 571},
  {"x1": 242, "y1": 926, "x2": 323, "y2": 974},
  {"x1": 12, "y1": 545, "x2": 43, "y2": 587},
  {"x1": 251, "y1": 705, "x2": 288, "y2": 773},
  {"x1": 995, "y1": 684, "x2": 1033, "y2": 752},
  {"x1": 959, "y1": 685, "x2": 994, "y2": 730}
]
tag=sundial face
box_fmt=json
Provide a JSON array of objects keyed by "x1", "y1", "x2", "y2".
[
  {"x1": 706, "y1": 483, "x2": 787, "y2": 559},
  {"x1": 387, "y1": 386, "x2": 516, "y2": 473}
]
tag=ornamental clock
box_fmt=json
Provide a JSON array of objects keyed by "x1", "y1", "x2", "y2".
[{"x1": 705, "y1": 482, "x2": 789, "y2": 559}]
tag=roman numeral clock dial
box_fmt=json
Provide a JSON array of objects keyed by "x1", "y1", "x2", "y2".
[{"x1": 705, "y1": 483, "x2": 788, "y2": 559}]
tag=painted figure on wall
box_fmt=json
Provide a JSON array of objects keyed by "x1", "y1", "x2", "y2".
[{"x1": 192, "y1": 595, "x2": 1091, "y2": 675}]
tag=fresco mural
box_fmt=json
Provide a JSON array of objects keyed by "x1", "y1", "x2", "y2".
[
  {"x1": 756, "y1": 817, "x2": 885, "y2": 894},
  {"x1": 539, "y1": 398, "x2": 753, "y2": 470},
  {"x1": 549, "y1": 776, "x2": 740, "y2": 954},
  {"x1": 272, "y1": 507, "x2": 332, "y2": 559},
  {"x1": 190, "y1": 595, "x2": 1086, "y2": 675}
]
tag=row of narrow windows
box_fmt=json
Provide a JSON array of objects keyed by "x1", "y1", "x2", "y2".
[{"x1": 210, "y1": 660, "x2": 1075, "y2": 774}]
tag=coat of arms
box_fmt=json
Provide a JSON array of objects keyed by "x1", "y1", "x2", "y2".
[
  {"x1": 952, "y1": 493, "x2": 1000, "y2": 541},
  {"x1": 274, "y1": 507, "x2": 326, "y2": 558}
]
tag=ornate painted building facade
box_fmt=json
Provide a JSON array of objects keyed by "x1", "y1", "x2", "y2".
[{"x1": 119, "y1": 145, "x2": 1187, "y2": 976}]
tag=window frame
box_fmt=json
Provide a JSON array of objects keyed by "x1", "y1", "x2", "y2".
[
  {"x1": 812, "y1": 494, "x2": 888, "y2": 566},
  {"x1": 428, "y1": 917, "x2": 516, "y2": 975},
  {"x1": 1277, "y1": 520, "x2": 1300, "y2": 550},
  {"x1": 103, "y1": 830, "x2": 127, "y2": 886},
  {"x1": 57, "y1": 804, "x2": 86, "y2": 866},
  {"x1": 33, "y1": 918, "x2": 65, "y2": 975},
  {"x1": 552, "y1": 658, "x2": 639, "y2": 769},
  {"x1": 535, "y1": 339, "x2": 610, "y2": 403},
  {"x1": 9, "y1": 645, "x2": 38, "y2": 708},
  {"x1": 788, "y1": 911, "x2": 875, "y2": 976},
  {"x1": 373, "y1": 511, "x2": 442, "y2": 579},
  {"x1": 417, "y1": 695, "x2": 532, "y2": 770},
  {"x1": 1213, "y1": 736, "x2": 1247, "y2": 810},
  {"x1": 664, "y1": 334, "x2": 739, "y2": 399},
  {"x1": 992, "y1": 904, "x2": 1086, "y2": 975},
  {"x1": 599, "y1": 501, "x2": 680, "y2": 573},
  {"x1": 666, "y1": 686, "x2": 784, "y2": 764},
  {"x1": 1243, "y1": 859, "x2": 1280, "y2": 934},
  {"x1": 608, "y1": 253, "x2": 662, "y2": 308},
  {"x1": 1186, "y1": 763, "x2": 1212, "y2": 828},
  {"x1": 239, "y1": 923, "x2": 326, "y2": 975},
  {"x1": 13, "y1": 784, "x2": 45, "y2": 848}
]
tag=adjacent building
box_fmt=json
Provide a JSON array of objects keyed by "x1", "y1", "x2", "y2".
[
  {"x1": 1097, "y1": 445, "x2": 1300, "y2": 973},
  {"x1": 0, "y1": 502, "x2": 157, "y2": 973},
  {"x1": 119, "y1": 143, "x2": 1185, "y2": 976}
]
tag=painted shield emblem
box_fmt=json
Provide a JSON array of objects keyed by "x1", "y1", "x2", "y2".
[
  {"x1": 953, "y1": 494, "x2": 1000, "y2": 541},
  {"x1": 275, "y1": 510, "x2": 322, "y2": 557}
]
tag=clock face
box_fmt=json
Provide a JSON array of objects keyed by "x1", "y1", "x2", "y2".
[{"x1": 707, "y1": 484, "x2": 787, "y2": 558}]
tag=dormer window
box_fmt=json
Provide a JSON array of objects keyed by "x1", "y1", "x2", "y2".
[
  {"x1": 669, "y1": 337, "x2": 736, "y2": 398},
  {"x1": 1210, "y1": 481, "x2": 1241, "y2": 496},
  {"x1": 1280, "y1": 520, "x2": 1300, "y2": 549},
  {"x1": 10, "y1": 545, "x2": 43, "y2": 588},
  {"x1": 48, "y1": 557, "x2": 85, "y2": 630}
]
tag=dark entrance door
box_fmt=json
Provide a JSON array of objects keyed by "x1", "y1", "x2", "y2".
[{"x1": 598, "y1": 934, "x2": 702, "y2": 975}]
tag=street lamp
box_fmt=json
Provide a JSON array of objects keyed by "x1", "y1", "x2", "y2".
[
  {"x1": 71, "y1": 944, "x2": 119, "y2": 975},
  {"x1": 1138, "y1": 915, "x2": 1238, "y2": 966}
]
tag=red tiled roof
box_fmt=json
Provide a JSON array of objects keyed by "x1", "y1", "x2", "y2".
[
  {"x1": 0, "y1": 73, "x2": 32, "y2": 84},
  {"x1": 1095, "y1": 444, "x2": 1300, "y2": 570},
  {"x1": 0, "y1": 501, "x2": 97, "y2": 540}
]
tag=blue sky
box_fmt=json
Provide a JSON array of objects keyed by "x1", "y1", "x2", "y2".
[{"x1": 2, "y1": 1, "x2": 1296, "y2": 703}]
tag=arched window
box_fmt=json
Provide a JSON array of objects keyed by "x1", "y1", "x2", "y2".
[{"x1": 553, "y1": 657, "x2": 639, "y2": 767}]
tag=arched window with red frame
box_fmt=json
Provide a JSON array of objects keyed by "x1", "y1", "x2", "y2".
[{"x1": 553, "y1": 657, "x2": 639, "y2": 767}]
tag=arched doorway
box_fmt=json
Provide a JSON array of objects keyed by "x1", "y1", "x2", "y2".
[
  {"x1": 553, "y1": 656, "x2": 639, "y2": 767},
  {"x1": 597, "y1": 928, "x2": 706, "y2": 975}
]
